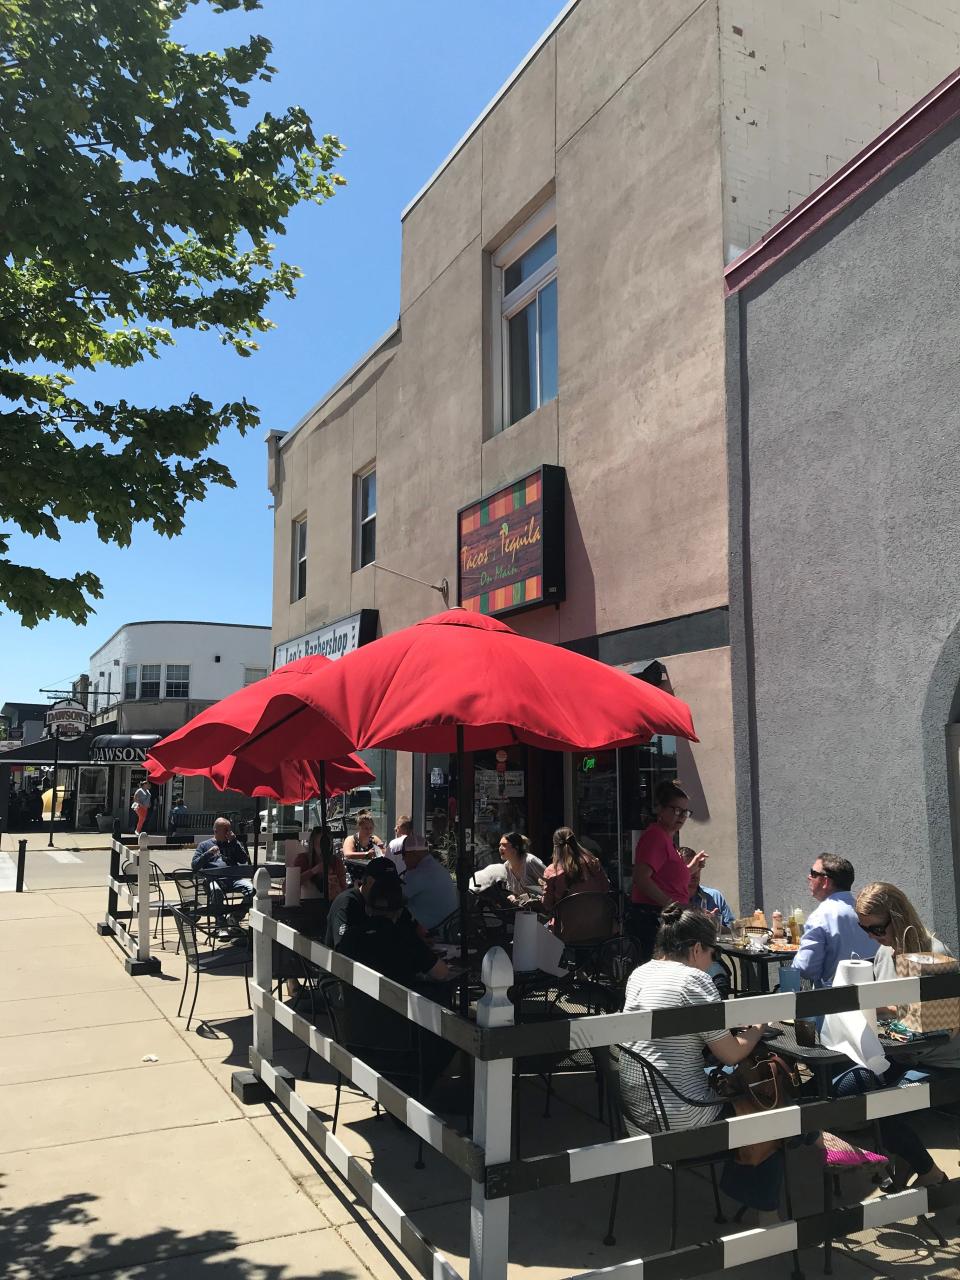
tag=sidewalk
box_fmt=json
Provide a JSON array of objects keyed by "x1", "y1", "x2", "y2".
[
  {"x1": 1, "y1": 886, "x2": 958, "y2": 1279},
  {"x1": 0, "y1": 831, "x2": 115, "y2": 853}
]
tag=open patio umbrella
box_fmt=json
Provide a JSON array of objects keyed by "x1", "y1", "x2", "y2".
[
  {"x1": 218, "y1": 609, "x2": 699, "y2": 974},
  {"x1": 146, "y1": 653, "x2": 375, "y2": 889}
]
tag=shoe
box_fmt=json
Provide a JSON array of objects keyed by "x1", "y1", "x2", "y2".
[{"x1": 911, "y1": 1168, "x2": 948, "y2": 1189}]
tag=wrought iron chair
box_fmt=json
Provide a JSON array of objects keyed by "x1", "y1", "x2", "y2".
[
  {"x1": 553, "y1": 891, "x2": 618, "y2": 978},
  {"x1": 170, "y1": 868, "x2": 217, "y2": 951},
  {"x1": 171, "y1": 908, "x2": 250, "y2": 1032},
  {"x1": 598, "y1": 1044, "x2": 803, "y2": 1277},
  {"x1": 121, "y1": 858, "x2": 168, "y2": 950},
  {"x1": 315, "y1": 975, "x2": 429, "y2": 1168}
]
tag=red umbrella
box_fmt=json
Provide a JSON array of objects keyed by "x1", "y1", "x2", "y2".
[
  {"x1": 147, "y1": 653, "x2": 362, "y2": 775},
  {"x1": 233, "y1": 609, "x2": 697, "y2": 768},
  {"x1": 145, "y1": 750, "x2": 373, "y2": 806}
]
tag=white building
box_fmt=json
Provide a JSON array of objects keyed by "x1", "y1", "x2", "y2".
[{"x1": 81, "y1": 620, "x2": 271, "y2": 829}]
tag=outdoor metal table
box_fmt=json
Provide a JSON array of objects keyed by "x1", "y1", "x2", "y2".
[
  {"x1": 715, "y1": 940, "x2": 795, "y2": 994},
  {"x1": 764, "y1": 1020, "x2": 949, "y2": 1099}
]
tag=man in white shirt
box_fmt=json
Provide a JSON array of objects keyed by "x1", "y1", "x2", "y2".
[
  {"x1": 402, "y1": 833, "x2": 458, "y2": 930},
  {"x1": 385, "y1": 814, "x2": 412, "y2": 871}
]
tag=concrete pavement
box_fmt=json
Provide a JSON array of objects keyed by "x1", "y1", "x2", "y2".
[{"x1": 1, "y1": 885, "x2": 959, "y2": 1279}]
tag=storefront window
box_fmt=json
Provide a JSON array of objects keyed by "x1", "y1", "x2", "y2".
[
  {"x1": 572, "y1": 736, "x2": 678, "y2": 892},
  {"x1": 269, "y1": 749, "x2": 396, "y2": 845},
  {"x1": 473, "y1": 745, "x2": 527, "y2": 869}
]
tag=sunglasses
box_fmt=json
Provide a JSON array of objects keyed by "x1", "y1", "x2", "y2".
[
  {"x1": 860, "y1": 917, "x2": 891, "y2": 938},
  {"x1": 808, "y1": 867, "x2": 830, "y2": 879}
]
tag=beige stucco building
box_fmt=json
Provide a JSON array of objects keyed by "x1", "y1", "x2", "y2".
[{"x1": 268, "y1": 0, "x2": 960, "y2": 909}]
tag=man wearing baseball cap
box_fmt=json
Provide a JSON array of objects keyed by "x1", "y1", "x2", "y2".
[
  {"x1": 401, "y1": 833, "x2": 458, "y2": 930},
  {"x1": 324, "y1": 855, "x2": 399, "y2": 948}
]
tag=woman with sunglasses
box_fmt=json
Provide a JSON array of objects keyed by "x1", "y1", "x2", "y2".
[
  {"x1": 828, "y1": 882, "x2": 952, "y2": 1189},
  {"x1": 856, "y1": 882, "x2": 960, "y2": 1072},
  {"x1": 628, "y1": 780, "x2": 705, "y2": 962}
]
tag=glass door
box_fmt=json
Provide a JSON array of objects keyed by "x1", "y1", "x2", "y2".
[{"x1": 77, "y1": 767, "x2": 108, "y2": 829}]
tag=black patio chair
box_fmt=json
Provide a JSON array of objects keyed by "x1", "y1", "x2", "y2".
[
  {"x1": 598, "y1": 1044, "x2": 802, "y2": 1277},
  {"x1": 171, "y1": 908, "x2": 250, "y2": 1032},
  {"x1": 315, "y1": 975, "x2": 429, "y2": 1168},
  {"x1": 121, "y1": 858, "x2": 168, "y2": 951},
  {"x1": 170, "y1": 868, "x2": 217, "y2": 951},
  {"x1": 553, "y1": 891, "x2": 618, "y2": 978}
]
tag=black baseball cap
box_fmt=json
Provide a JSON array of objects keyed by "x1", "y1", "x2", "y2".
[
  {"x1": 367, "y1": 877, "x2": 404, "y2": 913},
  {"x1": 361, "y1": 856, "x2": 399, "y2": 882}
]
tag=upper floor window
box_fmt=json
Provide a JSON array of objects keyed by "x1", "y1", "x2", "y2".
[
  {"x1": 139, "y1": 664, "x2": 161, "y2": 699},
  {"x1": 244, "y1": 667, "x2": 268, "y2": 686},
  {"x1": 123, "y1": 664, "x2": 137, "y2": 700},
  {"x1": 494, "y1": 201, "x2": 557, "y2": 430},
  {"x1": 292, "y1": 516, "x2": 307, "y2": 602},
  {"x1": 354, "y1": 466, "x2": 376, "y2": 570},
  {"x1": 164, "y1": 664, "x2": 190, "y2": 699}
]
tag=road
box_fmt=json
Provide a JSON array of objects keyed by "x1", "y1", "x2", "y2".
[{"x1": 0, "y1": 844, "x2": 198, "y2": 893}]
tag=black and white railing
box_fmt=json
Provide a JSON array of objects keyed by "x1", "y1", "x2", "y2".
[
  {"x1": 238, "y1": 866, "x2": 960, "y2": 1280},
  {"x1": 97, "y1": 832, "x2": 163, "y2": 975}
]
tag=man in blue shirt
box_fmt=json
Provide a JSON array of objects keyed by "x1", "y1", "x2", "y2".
[
  {"x1": 792, "y1": 853, "x2": 876, "y2": 986},
  {"x1": 682, "y1": 847, "x2": 735, "y2": 929},
  {"x1": 401, "y1": 834, "x2": 458, "y2": 930},
  {"x1": 192, "y1": 816, "x2": 254, "y2": 939}
]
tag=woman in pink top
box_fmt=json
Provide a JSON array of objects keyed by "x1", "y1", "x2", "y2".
[
  {"x1": 629, "y1": 780, "x2": 706, "y2": 961},
  {"x1": 542, "y1": 826, "x2": 610, "y2": 919}
]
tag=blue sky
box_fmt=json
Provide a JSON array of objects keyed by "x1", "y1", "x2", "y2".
[{"x1": 2, "y1": 0, "x2": 567, "y2": 701}]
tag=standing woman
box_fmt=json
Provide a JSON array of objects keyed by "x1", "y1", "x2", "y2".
[
  {"x1": 296, "y1": 826, "x2": 348, "y2": 901},
  {"x1": 629, "y1": 780, "x2": 705, "y2": 963},
  {"x1": 342, "y1": 811, "x2": 384, "y2": 857},
  {"x1": 542, "y1": 826, "x2": 610, "y2": 916},
  {"x1": 498, "y1": 831, "x2": 545, "y2": 901}
]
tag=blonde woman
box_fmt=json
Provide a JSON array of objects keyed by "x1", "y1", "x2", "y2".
[
  {"x1": 342, "y1": 811, "x2": 383, "y2": 857},
  {"x1": 844, "y1": 881, "x2": 953, "y2": 1188}
]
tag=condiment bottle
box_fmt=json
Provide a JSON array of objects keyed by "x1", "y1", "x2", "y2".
[{"x1": 772, "y1": 910, "x2": 784, "y2": 939}]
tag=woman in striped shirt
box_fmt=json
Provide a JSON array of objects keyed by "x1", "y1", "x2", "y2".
[{"x1": 620, "y1": 905, "x2": 764, "y2": 1131}]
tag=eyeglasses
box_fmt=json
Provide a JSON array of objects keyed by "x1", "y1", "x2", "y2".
[
  {"x1": 668, "y1": 806, "x2": 692, "y2": 819},
  {"x1": 860, "y1": 917, "x2": 892, "y2": 938}
]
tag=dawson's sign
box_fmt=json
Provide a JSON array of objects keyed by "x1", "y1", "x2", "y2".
[{"x1": 457, "y1": 465, "x2": 565, "y2": 617}]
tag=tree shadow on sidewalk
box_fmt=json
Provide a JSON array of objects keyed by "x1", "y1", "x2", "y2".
[{"x1": 0, "y1": 1178, "x2": 352, "y2": 1280}]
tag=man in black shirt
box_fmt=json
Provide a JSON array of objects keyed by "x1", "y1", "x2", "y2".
[
  {"x1": 338, "y1": 876, "x2": 450, "y2": 985},
  {"x1": 324, "y1": 856, "x2": 399, "y2": 947}
]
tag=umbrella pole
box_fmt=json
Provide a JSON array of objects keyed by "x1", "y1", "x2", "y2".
[
  {"x1": 616, "y1": 747, "x2": 624, "y2": 928},
  {"x1": 319, "y1": 760, "x2": 330, "y2": 904},
  {"x1": 456, "y1": 726, "x2": 470, "y2": 1010},
  {"x1": 253, "y1": 801, "x2": 260, "y2": 866}
]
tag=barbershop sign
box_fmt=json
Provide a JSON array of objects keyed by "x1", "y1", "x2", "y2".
[
  {"x1": 457, "y1": 465, "x2": 565, "y2": 618},
  {"x1": 273, "y1": 609, "x2": 379, "y2": 670}
]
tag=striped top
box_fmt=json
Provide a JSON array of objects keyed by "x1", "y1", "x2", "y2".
[{"x1": 620, "y1": 960, "x2": 727, "y2": 1132}]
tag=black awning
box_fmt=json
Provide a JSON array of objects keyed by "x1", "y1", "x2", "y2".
[
  {"x1": 0, "y1": 732, "x2": 95, "y2": 765},
  {"x1": 89, "y1": 734, "x2": 162, "y2": 764}
]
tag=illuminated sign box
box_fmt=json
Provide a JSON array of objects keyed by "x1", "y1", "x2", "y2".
[{"x1": 457, "y1": 465, "x2": 565, "y2": 617}]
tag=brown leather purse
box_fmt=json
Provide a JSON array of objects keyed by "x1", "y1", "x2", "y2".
[{"x1": 710, "y1": 1050, "x2": 800, "y2": 1165}]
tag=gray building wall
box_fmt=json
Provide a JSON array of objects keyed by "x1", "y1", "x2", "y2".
[{"x1": 729, "y1": 117, "x2": 960, "y2": 945}]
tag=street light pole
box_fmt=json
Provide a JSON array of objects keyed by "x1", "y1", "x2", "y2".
[{"x1": 48, "y1": 727, "x2": 60, "y2": 849}]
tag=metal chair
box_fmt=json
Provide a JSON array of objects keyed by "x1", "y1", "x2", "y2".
[
  {"x1": 553, "y1": 891, "x2": 618, "y2": 979},
  {"x1": 170, "y1": 868, "x2": 216, "y2": 950},
  {"x1": 315, "y1": 975, "x2": 429, "y2": 1168},
  {"x1": 171, "y1": 908, "x2": 250, "y2": 1031},
  {"x1": 121, "y1": 859, "x2": 167, "y2": 950}
]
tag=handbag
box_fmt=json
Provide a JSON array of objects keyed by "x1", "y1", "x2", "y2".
[
  {"x1": 710, "y1": 1049, "x2": 800, "y2": 1166},
  {"x1": 894, "y1": 927, "x2": 960, "y2": 1036}
]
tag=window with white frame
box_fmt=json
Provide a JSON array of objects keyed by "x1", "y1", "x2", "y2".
[
  {"x1": 292, "y1": 516, "x2": 307, "y2": 602},
  {"x1": 354, "y1": 466, "x2": 376, "y2": 570},
  {"x1": 123, "y1": 664, "x2": 137, "y2": 700},
  {"x1": 164, "y1": 664, "x2": 190, "y2": 699},
  {"x1": 244, "y1": 667, "x2": 267, "y2": 686},
  {"x1": 494, "y1": 201, "x2": 557, "y2": 430},
  {"x1": 139, "y1": 663, "x2": 161, "y2": 699}
]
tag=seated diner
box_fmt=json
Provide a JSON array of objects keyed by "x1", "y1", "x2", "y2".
[
  {"x1": 470, "y1": 830, "x2": 545, "y2": 901},
  {"x1": 541, "y1": 826, "x2": 609, "y2": 917},
  {"x1": 342, "y1": 810, "x2": 384, "y2": 858},
  {"x1": 295, "y1": 825, "x2": 348, "y2": 901},
  {"x1": 401, "y1": 833, "x2": 459, "y2": 930}
]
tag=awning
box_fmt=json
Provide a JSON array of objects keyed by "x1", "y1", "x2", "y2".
[
  {"x1": 0, "y1": 733, "x2": 95, "y2": 766},
  {"x1": 89, "y1": 734, "x2": 162, "y2": 764}
]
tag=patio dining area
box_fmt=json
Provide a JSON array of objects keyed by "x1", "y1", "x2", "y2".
[{"x1": 4, "y1": 877, "x2": 960, "y2": 1280}]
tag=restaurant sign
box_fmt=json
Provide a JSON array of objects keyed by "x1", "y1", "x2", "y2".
[
  {"x1": 273, "y1": 609, "x2": 379, "y2": 670},
  {"x1": 457, "y1": 465, "x2": 565, "y2": 617},
  {"x1": 45, "y1": 699, "x2": 91, "y2": 741}
]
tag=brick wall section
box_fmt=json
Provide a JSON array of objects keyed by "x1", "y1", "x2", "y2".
[{"x1": 720, "y1": 0, "x2": 960, "y2": 256}]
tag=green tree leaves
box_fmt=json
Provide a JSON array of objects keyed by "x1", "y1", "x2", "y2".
[{"x1": 0, "y1": 0, "x2": 344, "y2": 626}]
